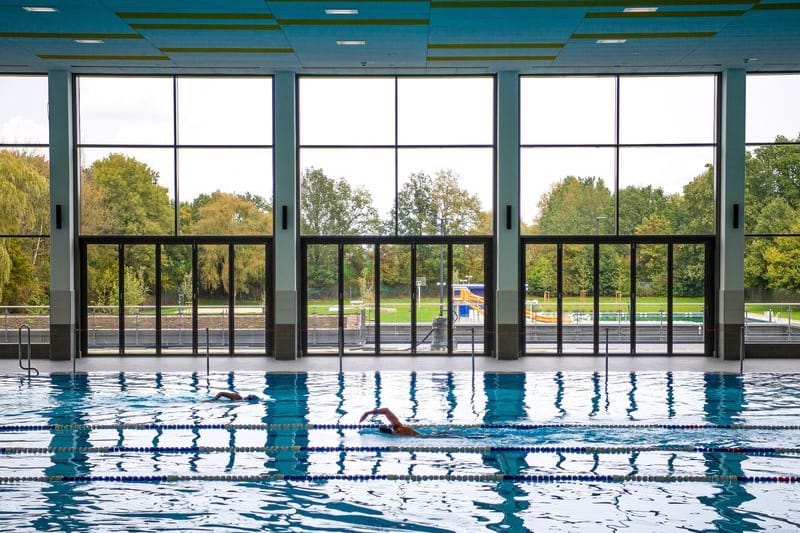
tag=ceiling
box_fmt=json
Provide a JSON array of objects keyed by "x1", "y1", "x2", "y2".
[{"x1": 0, "y1": 0, "x2": 798, "y2": 74}]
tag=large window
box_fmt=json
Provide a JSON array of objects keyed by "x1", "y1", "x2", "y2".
[
  {"x1": 744, "y1": 74, "x2": 800, "y2": 345},
  {"x1": 77, "y1": 76, "x2": 273, "y2": 354},
  {"x1": 298, "y1": 76, "x2": 494, "y2": 236},
  {"x1": 520, "y1": 75, "x2": 716, "y2": 236},
  {"x1": 0, "y1": 75, "x2": 50, "y2": 343},
  {"x1": 77, "y1": 76, "x2": 273, "y2": 236}
]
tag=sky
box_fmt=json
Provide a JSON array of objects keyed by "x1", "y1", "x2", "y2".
[{"x1": 2, "y1": 73, "x2": 800, "y2": 228}]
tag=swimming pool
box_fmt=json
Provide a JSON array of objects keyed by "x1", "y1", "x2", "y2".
[{"x1": 0, "y1": 371, "x2": 798, "y2": 532}]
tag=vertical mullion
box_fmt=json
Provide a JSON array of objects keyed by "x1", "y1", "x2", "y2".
[
  {"x1": 394, "y1": 77, "x2": 399, "y2": 236},
  {"x1": 79, "y1": 239, "x2": 88, "y2": 355},
  {"x1": 593, "y1": 242, "x2": 600, "y2": 354},
  {"x1": 192, "y1": 243, "x2": 198, "y2": 354},
  {"x1": 556, "y1": 243, "x2": 563, "y2": 355},
  {"x1": 614, "y1": 76, "x2": 621, "y2": 236},
  {"x1": 447, "y1": 242, "x2": 454, "y2": 354},
  {"x1": 299, "y1": 240, "x2": 308, "y2": 357},
  {"x1": 667, "y1": 243, "x2": 674, "y2": 355},
  {"x1": 118, "y1": 243, "x2": 125, "y2": 355},
  {"x1": 410, "y1": 243, "x2": 417, "y2": 355},
  {"x1": 706, "y1": 238, "x2": 715, "y2": 356},
  {"x1": 486, "y1": 237, "x2": 493, "y2": 357},
  {"x1": 155, "y1": 243, "x2": 162, "y2": 355},
  {"x1": 630, "y1": 242, "x2": 637, "y2": 355},
  {"x1": 265, "y1": 243, "x2": 271, "y2": 356},
  {"x1": 173, "y1": 77, "x2": 179, "y2": 236},
  {"x1": 229, "y1": 243, "x2": 235, "y2": 355},
  {"x1": 374, "y1": 243, "x2": 381, "y2": 355},
  {"x1": 338, "y1": 243, "x2": 344, "y2": 357},
  {"x1": 519, "y1": 240, "x2": 526, "y2": 356}
]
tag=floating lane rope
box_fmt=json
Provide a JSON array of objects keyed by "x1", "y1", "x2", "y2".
[
  {"x1": 0, "y1": 474, "x2": 797, "y2": 484},
  {"x1": 1, "y1": 445, "x2": 799, "y2": 456},
  {"x1": 1, "y1": 423, "x2": 799, "y2": 432}
]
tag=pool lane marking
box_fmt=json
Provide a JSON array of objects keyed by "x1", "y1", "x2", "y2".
[
  {"x1": 0, "y1": 474, "x2": 797, "y2": 484},
  {"x1": 2, "y1": 445, "x2": 800, "y2": 455},
  {"x1": 2, "y1": 423, "x2": 799, "y2": 432}
]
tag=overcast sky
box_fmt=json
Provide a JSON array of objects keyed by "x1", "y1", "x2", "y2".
[{"x1": 2, "y1": 74, "x2": 800, "y2": 226}]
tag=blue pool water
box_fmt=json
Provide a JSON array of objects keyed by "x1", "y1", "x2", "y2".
[{"x1": 0, "y1": 371, "x2": 799, "y2": 532}]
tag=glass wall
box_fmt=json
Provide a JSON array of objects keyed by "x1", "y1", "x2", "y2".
[
  {"x1": 77, "y1": 76, "x2": 273, "y2": 354},
  {"x1": 0, "y1": 76, "x2": 50, "y2": 344},
  {"x1": 744, "y1": 74, "x2": 800, "y2": 344},
  {"x1": 299, "y1": 77, "x2": 494, "y2": 237},
  {"x1": 521, "y1": 75, "x2": 716, "y2": 237}
]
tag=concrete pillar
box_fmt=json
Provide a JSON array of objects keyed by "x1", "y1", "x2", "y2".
[
  {"x1": 495, "y1": 71, "x2": 520, "y2": 359},
  {"x1": 48, "y1": 71, "x2": 74, "y2": 361},
  {"x1": 718, "y1": 69, "x2": 746, "y2": 360},
  {"x1": 273, "y1": 71, "x2": 298, "y2": 360}
]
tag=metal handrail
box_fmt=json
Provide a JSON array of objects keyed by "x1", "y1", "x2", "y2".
[{"x1": 18, "y1": 325, "x2": 39, "y2": 378}]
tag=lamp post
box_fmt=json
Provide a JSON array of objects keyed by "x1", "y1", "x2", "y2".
[
  {"x1": 595, "y1": 215, "x2": 608, "y2": 235},
  {"x1": 439, "y1": 215, "x2": 445, "y2": 316}
]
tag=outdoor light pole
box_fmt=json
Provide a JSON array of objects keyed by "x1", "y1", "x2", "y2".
[
  {"x1": 439, "y1": 215, "x2": 445, "y2": 316},
  {"x1": 595, "y1": 215, "x2": 608, "y2": 235}
]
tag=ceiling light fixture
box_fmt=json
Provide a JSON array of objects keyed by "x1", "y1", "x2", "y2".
[
  {"x1": 325, "y1": 9, "x2": 359, "y2": 15},
  {"x1": 336, "y1": 40, "x2": 365, "y2": 45},
  {"x1": 74, "y1": 39, "x2": 104, "y2": 44},
  {"x1": 623, "y1": 7, "x2": 658, "y2": 13},
  {"x1": 22, "y1": 6, "x2": 58, "y2": 12},
  {"x1": 597, "y1": 39, "x2": 627, "y2": 44}
]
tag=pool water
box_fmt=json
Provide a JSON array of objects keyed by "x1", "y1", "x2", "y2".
[{"x1": 0, "y1": 371, "x2": 799, "y2": 532}]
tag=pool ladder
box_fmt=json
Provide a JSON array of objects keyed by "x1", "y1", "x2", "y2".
[{"x1": 18, "y1": 324, "x2": 39, "y2": 378}]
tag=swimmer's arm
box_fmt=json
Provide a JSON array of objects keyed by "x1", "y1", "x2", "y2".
[
  {"x1": 359, "y1": 407, "x2": 404, "y2": 428},
  {"x1": 212, "y1": 391, "x2": 243, "y2": 401}
]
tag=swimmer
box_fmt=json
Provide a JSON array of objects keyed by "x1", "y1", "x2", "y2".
[
  {"x1": 360, "y1": 407, "x2": 419, "y2": 437},
  {"x1": 210, "y1": 391, "x2": 259, "y2": 403}
]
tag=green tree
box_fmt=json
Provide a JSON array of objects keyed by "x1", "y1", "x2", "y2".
[
  {"x1": 0, "y1": 150, "x2": 50, "y2": 307},
  {"x1": 618, "y1": 185, "x2": 669, "y2": 235},
  {"x1": 534, "y1": 176, "x2": 613, "y2": 235},
  {"x1": 300, "y1": 167, "x2": 380, "y2": 235},
  {"x1": 395, "y1": 170, "x2": 482, "y2": 236}
]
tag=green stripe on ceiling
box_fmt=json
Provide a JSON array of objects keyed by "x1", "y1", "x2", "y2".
[
  {"x1": 427, "y1": 55, "x2": 556, "y2": 60},
  {"x1": 752, "y1": 2, "x2": 800, "y2": 9},
  {"x1": 160, "y1": 47, "x2": 293, "y2": 53},
  {"x1": 37, "y1": 54, "x2": 169, "y2": 60},
  {"x1": 586, "y1": 9, "x2": 746, "y2": 17},
  {"x1": 429, "y1": 42, "x2": 564, "y2": 49},
  {"x1": 572, "y1": 31, "x2": 717, "y2": 38},
  {"x1": 276, "y1": 18, "x2": 428, "y2": 25},
  {"x1": 129, "y1": 23, "x2": 279, "y2": 30},
  {"x1": 117, "y1": 12, "x2": 275, "y2": 20},
  {"x1": 0, "y1": 32, "x2": 143, "y2": 39},
  {"x1": 433, "y1": 0, "x2": 755, "y2": 7}
]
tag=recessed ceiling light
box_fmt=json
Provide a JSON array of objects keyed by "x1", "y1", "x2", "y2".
[
  {"x1": 623, "y1": 7, "x2": 658, "y2": 13},
  {"x1": 597, "y1": 39, "x2": 627, "y2": 44},
  {"x1": 22, "y1": 6, "x2": 58, "y2": 12},
  {"x1": 336, "y1": 40, "x2": 365, "y2": 46},
  {"x1": 325, "y1": 9, "x2": 359, "y2": 15},
  {"x1": 74, "y1": 39, "x2": 104, "y2": 44}
]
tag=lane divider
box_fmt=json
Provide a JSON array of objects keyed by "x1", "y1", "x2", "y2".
[
  {"x1": 2, "y1": 445, "x2": 799, "y2": 456},
  {"x1": 1, "y1": 423, "x2": 798, "y2": 432},
  {"x1": 0, "y1": 474, "x2": 797, "y2": 484}
]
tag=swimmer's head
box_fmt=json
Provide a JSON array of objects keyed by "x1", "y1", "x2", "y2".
[
  {"x1": 378, "y1": 424, "x2": 394, "y2": 435},
  {"x1": 244, "y1": 394, "x2": 259, "y2": 403}
]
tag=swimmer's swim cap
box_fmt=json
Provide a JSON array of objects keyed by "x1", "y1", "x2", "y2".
[
  {"x1": 245, "y1": 395, "x2": 259, "y2": 403},
  {"x1": 378, "y1": 425, "x2": 393, "y2": 434}
]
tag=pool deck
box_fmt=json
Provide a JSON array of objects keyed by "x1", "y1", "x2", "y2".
[{"x1": 2, "y1": 355, "x2": 798, "y2": 374}]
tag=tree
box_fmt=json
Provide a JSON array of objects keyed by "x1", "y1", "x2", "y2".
[
  {"x1": 0, "y1": 150, "x2": 50, "y2": 307},
  {"x1": 81, "y1": 154, "x2": 172, "y2": 307},
  {"x1": 618, "y1": 185, "x2": 669, "y2": 235},
  {"x1": 300, "y1": 167, "x2": 380, "y2": 235},
  {"x1": 533, "y1": 176, "x2": 613, "y2": 235},
  {"x1": 395, "y1": 170, "x2": 482, "y2": 236}
]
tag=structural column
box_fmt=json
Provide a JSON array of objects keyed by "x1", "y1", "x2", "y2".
[
  {"x1": 718, "y1": 69, "x2": 746, "y2": 360},
  {"x1": 495, "y1": 71, "x2": 520, "y2": 359},
  {"x1": 273, "y1": 71, "x2": 298, "y2": 359},
  {"x1": 48, "y1": 71, "x2": 75, "y2": 361}
]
